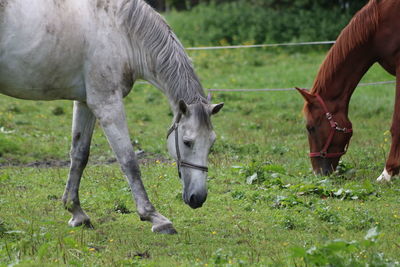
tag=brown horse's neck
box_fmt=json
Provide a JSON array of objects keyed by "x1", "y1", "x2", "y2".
[
  {"x1": 311, "y1": 44, "x2": 377, "y2": 113},
  {"x1": 310, "y1": 0, "x2": 381, "y2": 114}
]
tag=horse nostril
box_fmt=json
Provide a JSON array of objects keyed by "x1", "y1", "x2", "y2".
[{"x1": 188, "y1": 193, "x2": 207, "y2": 209}]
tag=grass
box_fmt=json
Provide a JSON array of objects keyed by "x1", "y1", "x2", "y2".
[{"x1": 1, "y1": 47, "x2": 400, "y2": 266}]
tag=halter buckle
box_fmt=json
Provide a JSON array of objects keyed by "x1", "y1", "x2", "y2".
[
  {"x1": 320, "y1": 151, "x2": 327, "y2": 158},
  {"x1": 326, "y1": 112, "x2": 332, "y2": 120},
  {"x1": 335, "y1": 126, "x2": 347, "y2": 132}
]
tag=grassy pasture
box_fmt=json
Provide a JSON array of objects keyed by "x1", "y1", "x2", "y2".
[{"x1": 1, "y1": 48, "x2": 400, "y2": 266}]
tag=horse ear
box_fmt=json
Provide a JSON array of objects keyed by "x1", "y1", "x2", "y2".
[
  {"x1": 210, "y1": 102, "x2": 224, "y2": 115},
  {"x1": 178, "y1": 99, "x2": 188, "y2": 115},
  {"x1": 295, "y1": 87, "x2": 315, "y2": 103}
]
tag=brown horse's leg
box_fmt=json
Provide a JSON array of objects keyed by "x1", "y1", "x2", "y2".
[{"x1": 378, "y1": 69, "x2": 400, "y2": 182}]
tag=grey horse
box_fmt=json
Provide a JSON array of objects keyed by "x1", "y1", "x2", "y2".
[{"x1": 0, "y1": 0, "x2": 223, "y2": 234}]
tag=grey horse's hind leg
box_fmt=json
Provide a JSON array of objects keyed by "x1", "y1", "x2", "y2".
[
  {"x1": 62, "y1": 101, "x2": 96, "y2": 228},
  {"x1": 87, "y1": 94, "x2": 177, "y2": 234}
]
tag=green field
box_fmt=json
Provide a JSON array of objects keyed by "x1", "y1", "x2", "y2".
[{"x1": 1, "y1": 48, "x2": 399, "y2": 266}]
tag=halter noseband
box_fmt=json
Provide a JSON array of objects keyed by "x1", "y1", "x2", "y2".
[
  {"x1": 309, "y1": 94, "x2": 353, "y2": 159},
  {"x1": 166, "y1": 113, "x2": 209, "y2": 178}
]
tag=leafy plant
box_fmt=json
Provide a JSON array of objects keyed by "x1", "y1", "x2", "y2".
[
  {"x1": 272, "y1": 195, "x2": 310, "y2": 209},
  {"x1": 231, "y1": 190, "x2": 246, "y2": 200},
  {"x1": 345, "y1": 208, "x2": 376, "y2": 231},
  {"x1": 114, "y1": 200, "x2": 131, "y2": 214},
  {"x1": 291, "y1": 227, "x2": 398, "y2": 266},
  {"x1": 51, "y1": 106, "x2": 65, "y2": 116},
  {"x1": 282, "y1": 215, "x2": 297, "y2": 230},
  {"x1": 0, "y1": 220, "x2": 7, "y2": 237},
  {"x1": 240, "y1": 160, "x2": 287, "y2": 185},
  {"x1": 314, "y1": 205, "x2": 340, "y2": 224}
]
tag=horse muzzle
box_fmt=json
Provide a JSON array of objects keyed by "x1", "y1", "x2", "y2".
[
  {"x1": 183, "y1": 189, "x2": 208, "y2": 209},
  {"x1": 311, "y1": 157, "x2": 339, "y2": 176}
]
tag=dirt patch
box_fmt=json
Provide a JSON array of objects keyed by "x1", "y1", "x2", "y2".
[{"x1": 0, "y1": 151, "x2": 173, "y2": 168}]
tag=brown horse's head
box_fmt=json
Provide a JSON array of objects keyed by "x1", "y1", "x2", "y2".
[{"x1": 296, "y1": 88, "x2": 353, "y2": 175}]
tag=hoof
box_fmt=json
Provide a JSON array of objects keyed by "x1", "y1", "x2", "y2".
[
  {"x1": 152, "y1": 223, "x2": 178, "y2": 235},
  {"x1": 83, "y1": 220, "x2": 94, "y2": 229},
  {"x1": 68, "y1": 217, "x2": 94, "y2": 229},
  {"x1": 377, "y1": 168, "x2": 392, "y2": 182}
]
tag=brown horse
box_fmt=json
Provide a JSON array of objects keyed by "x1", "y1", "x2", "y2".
[{"x1": 297, "y1": 0, "x2": 400, "y2": 181}]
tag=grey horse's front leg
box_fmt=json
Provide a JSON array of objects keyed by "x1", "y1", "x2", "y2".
[
  {"x1": 87, "y1": 94, "x2": 177, "y2": 234},
  {"x1": 62, "y1": 101, "x2": 96, "y2": 227}
]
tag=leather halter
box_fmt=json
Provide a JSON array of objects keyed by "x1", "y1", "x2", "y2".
[
  {"x1": 166, "y1": 113, "x2": 209, "y2": 178},
  {"x1": 309, "y1": 94, "x2": 353, "y2": 159}
]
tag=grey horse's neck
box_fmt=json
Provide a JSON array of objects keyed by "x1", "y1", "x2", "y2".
[{"x1": 119, "y1": 0, "x2": 207, "y2": 111}]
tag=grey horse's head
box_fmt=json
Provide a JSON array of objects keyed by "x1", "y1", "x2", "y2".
[{"x1": 167, "y1": 100, "x2": 224, "y2": 209}]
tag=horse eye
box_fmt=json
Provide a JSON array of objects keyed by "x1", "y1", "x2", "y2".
[{"x1": 183, "y1": 140, "x2": 193, "y2": 148}]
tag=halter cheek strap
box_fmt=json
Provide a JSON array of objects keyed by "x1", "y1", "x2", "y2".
[
  {"x1": 309, "y1": 94, "x2": 353, "y2": 159},
  {"x1": 166, "y1": 113, "x2": 208, "y2": 178}
]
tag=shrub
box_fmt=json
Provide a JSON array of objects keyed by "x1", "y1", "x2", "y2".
[{"x1": 166, "y1": 0, "x2": 354, "y2": 46}]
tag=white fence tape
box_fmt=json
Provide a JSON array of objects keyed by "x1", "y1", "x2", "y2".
[
  {"x1": 136, "y1": 80, "x2": 395, "y2": 92},
  {"x1": 186, "y1": 41, "x2": 336, "y2": 51},
  {"x1": 207, "y1": 81, "x2": 396, "y2": 92},
  {"x1": 134, "y1": 41, "x2": 394, "y2": 92}
]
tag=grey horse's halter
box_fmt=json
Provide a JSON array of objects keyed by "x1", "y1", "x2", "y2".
[{"x1": 167, "y1": 113, "x2": 209, "y2": 178}]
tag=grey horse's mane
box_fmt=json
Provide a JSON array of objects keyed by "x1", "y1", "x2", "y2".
[{"x1": 119, "y1": 0, "x2": 207, "y2": 105}]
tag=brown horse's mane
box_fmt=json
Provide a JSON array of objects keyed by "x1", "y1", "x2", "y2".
[{"x1": 311, "y1": 0, "x2": 380, "y2": 94}]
